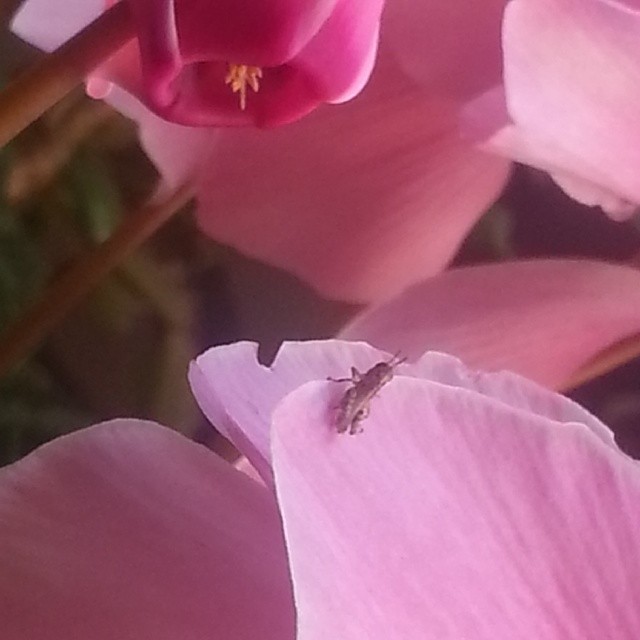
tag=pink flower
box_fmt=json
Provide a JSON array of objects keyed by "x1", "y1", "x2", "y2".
[
  {"x1": 14, "y1": 0, "x2": 386, "y2": 127},
  {"x1": 12, "y1": 0, "x2": 511, "y2": 302},
  {"x1": 108, "y1": 59, "x2": 510, "y2": 302},
  {"x1": 341, "y1": 258, "x2": 640, "y2": 388},
  {"x1": 464, "y1": 0, "x2": 640, "y2": 219},
  {"x1": 3, "y1": 340, "x2": 640, "y2": 637}
]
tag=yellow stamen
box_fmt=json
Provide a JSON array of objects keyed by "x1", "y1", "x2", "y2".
[{"x1": 225, "y1": 63, "x2": 263, "y2": 111}]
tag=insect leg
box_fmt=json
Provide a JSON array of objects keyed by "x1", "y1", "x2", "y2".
[
  {"x1": 327, "y1": 367, "x2": 363, "y2": 384},
  {"x1": 348, "y1": 406, "x2": 369, "y2": 435},
  {"x1": 388, "y1": 352, "x2": 407, "y2": 367}
]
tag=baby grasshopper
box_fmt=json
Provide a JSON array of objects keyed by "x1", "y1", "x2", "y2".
[{"x1": 329, "y1": 353, "x2": 406, "y2": 435}]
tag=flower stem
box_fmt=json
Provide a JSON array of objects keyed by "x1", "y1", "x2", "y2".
[
  {"x1": 563, "y1": 252, "x2": 640, "y2": 391},
  {"x1": 0, "y1": 185, "x2": 193, "y2": 377},
  {"x1": 563, "y1": 333, "x2": 640, "y2": 391},
  {"x1": 0, "y1": 1, "x2": 134, "y2": 149}
]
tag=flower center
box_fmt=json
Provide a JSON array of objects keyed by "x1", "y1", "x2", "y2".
[{"x1": 225, "y1": 63, "x2": 263, "y2": 111}]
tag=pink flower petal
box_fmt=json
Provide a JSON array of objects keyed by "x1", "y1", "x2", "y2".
[
  {"x1": 341, "y1": 259, "x2": 640, "y2": 388},
  {"x1": 105, "y1": 85, "x2": 216, "y2": 188},
  {"x1": 291, "y1": 0, "x2": 382, "y2": 103},
  {"x1": 0, "y1": 420, "x2": 294, "y2": 639},
  {"x1": 11, "y1": 0, "x2": 103, "y2": 51},
  {"x1": 189, "y1": 341, "x2": 278, "y2": 483},
  {"x1": 193, "y1": 56, "x2": 510, "y2": 302},
  {"x1": 127, "y1": 0, "x2": 332, "y2": 126},
  {"x1": 14, "y1": 0, "x2": 385, "y2": 127},
  {"x1": 549, "y1": 172, "x2": 638, "y2": 222},
  {"x1": 463, "y1": 87, "x2": 640, "y2": 219},
  {"x1": 484, "y1": 0, "x2": 640, "y2": 212},
  {"x1": 235, "y1": 455, "x2": 265, "y2": 484},
  {"x1": 141, "y1": 0, "x2": 341, "y2": 66},
  {"x1": 463, "y1": 85, "x2": 569, "y2": 166},
  {"x1": 111, "y1": 53, "x2": 508, "y2": 301},
  {"x1": 188, "y1": 339, "x2": 397, "y2": 483},
  {"x1": 190, "y1": 340, "x2": 614, "y2": 481},
  {"x1": 407, "y1": 351, "x2": 616, "y2": 447},
  {"x1": 272, "y1": 377, "x2": 640, "y2": 638},
  {"x1": 129, "y1": 0, "x2": 386, "y2": 127},
  {"x1": 384, "y1": 0, "x2": 507, "y2": 99},
  {"x1": 12, "y1": 1, "x2": 508, "y2": 297}
]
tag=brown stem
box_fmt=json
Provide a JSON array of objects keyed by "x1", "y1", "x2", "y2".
[
  {"x1": 560, "y1": 252, "x2": 640, "y2": 392},
  {"x1": 561, "y1": 252, "x2": 640, "y2": 391},
  {"x1": 562, "y1": 333, "x2": 640, "y2": 391},
  {"x1": 0, "y1": 185, "x2": 193, "y2": 377},
  {"x1": 0, "y1": 1, "x2": 135, "y2": 148}
]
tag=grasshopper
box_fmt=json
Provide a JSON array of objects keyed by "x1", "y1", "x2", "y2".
[{"x1": 329, "y1": 353, "x2": 406, "y2": 435}]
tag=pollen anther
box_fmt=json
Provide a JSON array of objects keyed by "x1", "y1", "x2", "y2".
[{"x1": 225, "y1": 63, "x2": 263, "y2": 111}]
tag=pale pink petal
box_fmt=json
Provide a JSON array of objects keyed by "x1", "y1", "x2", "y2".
[
  {"x1": 550, "y1": 172, "x2": 638, "y2": 222},
  {"x1": 384, "y1": 0, "x2": 507, "y2": 99},
  {"x1": 463, "y1": 85, "x2": 569, "y2": 167},
  {"x1": 104, "y1": 85, "x2": 217, "y2": 188},
  {"x1": 83, "y1": 37, "x2": 143, "y2": 100},
  {"x1": 500, "y1": 0, "x2": 640, "y2": 209},
  {"x1": 188, "y1": 340, "x2": 397, "y2": 483},
  {"x1": 0, "y1": 420, "x2": 294, "y2": 639},
  {"x1": 463, "y1": 87, "x2": 616, "y2": 197},
  {"x1": 194, "y1": 57, "x2": 510, "y2": 302},
  {"x1": 272, "y1": 378, "x2": 640, "y2": 638},
  {"x1": 189, "y1": 341, "x2": 278, "y2": 482},
  {"x1": 11, "y1": 0, "x2": 103, "y2": 51},
  {"x1": 341, "y1": 259, "x2": 640, "y2": 388},
  {"x1": 465, "y1": 73, "x2": 640, "y2": 221},
  {"x1": 409, "y1": 351, "x2": 616, "y2": 447},
  {"x1": 12, "y1": 0, "x2": 150, "y2": 120},
  {"x1": 464, "y1": 93, "x2": 639, "y2": 219},
  {"x1": 235, "y1": 455, "x2": 265, "y2": 484},
  {"x1": 191, "y1": 340, "x2": 613, "y2": 482}
]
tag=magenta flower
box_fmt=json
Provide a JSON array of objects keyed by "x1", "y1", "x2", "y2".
[
  {"x1": 3, "y1": 340, "x2": 640, "y2": 637},
  {"x1": 13, "y1": 0, "x2": 385, "y2": 127},
  {"x1": 464, "y1": 0, "x2": 640, "y2": 219},
  {"x1": 12, "y1": 0, "x2": 511, "y2": 302},
  {"x1": 106, "y1": 58, "x2": 509, "y2": 302}
]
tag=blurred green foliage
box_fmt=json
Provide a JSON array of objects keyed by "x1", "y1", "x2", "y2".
[
  {"x1": 63, "y1": 150, "x2": 122, "y2": 243},
  {"x1": 0, "y1": 134, "x2": 124, "y2": 465},
  {"x1": 0, "y1": 93, "x2": 201, "y2": 466},
  {"x1": 0, "y1": 364, "x2": 91, "y2": 464}
]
